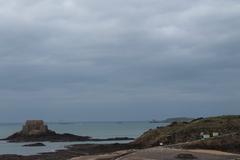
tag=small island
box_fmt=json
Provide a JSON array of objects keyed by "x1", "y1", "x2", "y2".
[{"x1": 3, "y1": 120, "x2": 133, "y2": 142}]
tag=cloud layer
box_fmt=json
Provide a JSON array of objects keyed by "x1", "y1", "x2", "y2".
[{"x1": 0, "y1": 0, "x2": 240, "y2": 121}]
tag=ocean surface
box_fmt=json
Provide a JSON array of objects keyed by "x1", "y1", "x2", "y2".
[{"x1": 0, "y1": 121, "x2": 166, "y2": 155}]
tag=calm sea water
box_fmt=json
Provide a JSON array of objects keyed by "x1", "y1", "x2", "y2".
[{"x1": 0, "y1": 122, "x2": 166, "y2": 155}]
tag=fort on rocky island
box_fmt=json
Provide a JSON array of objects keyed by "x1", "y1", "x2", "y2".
[
  {"x1": 4, "y1": 120, "x2": 133, "y2": 142},
  {"x1": 21, "y1": 120, "x2": 49, "y2": 136}
]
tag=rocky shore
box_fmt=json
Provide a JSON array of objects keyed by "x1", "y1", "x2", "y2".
[
  {"x1": 0, "y1": 120, "x2": 136, "y2": 160},
  {"x1": 0, "y1": 143, "x2": 138, "y2": 160},
  {"x1": 1, "y1": 116, "x2": 240, "y2": 160}
]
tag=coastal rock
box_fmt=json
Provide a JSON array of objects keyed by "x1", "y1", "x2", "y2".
[
  {"x1": 176, "y1": 153, "x2": 197, "y2": 159},
  {"x1": 5, "y1": 120, "x2": 91, "y2": 142},
  {"x1": 4, "y1": 120, "x2": 134, "y2": 143},
  {"x1": 23, "y1": 143, "x2": 46, "y2": 147}
]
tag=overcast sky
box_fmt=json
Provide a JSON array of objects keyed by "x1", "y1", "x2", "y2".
[{"x1": 0, "y1": 0, "x2": 240, "y2": 122}]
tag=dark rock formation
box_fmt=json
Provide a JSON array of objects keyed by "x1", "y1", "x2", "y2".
[
  {"x1": 5, "y1": 120, "x2": 91, "y2": 142},
  {"x1": 4, "y1": 120, "x2": 134, "y2": 143},
  {"x1": 23, "y1": 143, "x2": 46, "y2": 147},
  {"x1": 176, "y1": 153, "x2": 197, "y2": 159}
]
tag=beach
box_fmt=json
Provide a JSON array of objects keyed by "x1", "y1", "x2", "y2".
[
  {"x1": 71, "y1": 147, "x2": 240, "y2": 160},
  {"x1": 1, "y1": 143, "x2": 239, "y2": 160}
]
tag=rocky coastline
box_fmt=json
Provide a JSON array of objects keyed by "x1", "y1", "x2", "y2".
[
  {"x1": 1, "y1": 116, "x2": 240, "y2": 160},
  {"x1": 0, "y1": 143, "x2": 138, "y2": 160},
  {"x1": 0, "y1": 120, "x2": 136, "y2": 160}
]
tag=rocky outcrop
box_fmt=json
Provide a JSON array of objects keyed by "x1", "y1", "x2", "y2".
[
  {"x1": 5, "y1": 120, "x2": 91, "y2": 142},
  {"x1": 4, "y1": 120, "x2": 134, "y2": 143},
  {"x1": 176, "y1": 153, "x2": 197, "y2": 159},
  {"x1": 23, "y1": 143, "x2": 46, "y2": 147}
]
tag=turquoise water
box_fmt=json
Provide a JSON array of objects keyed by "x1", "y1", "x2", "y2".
[{"x1": 0, "y1": 122, "x2": 166, "y2": 155}]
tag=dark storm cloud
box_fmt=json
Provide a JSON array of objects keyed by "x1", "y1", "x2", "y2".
[{"x1": 0, "y1": 0, "x2": 240, "y2": 121}]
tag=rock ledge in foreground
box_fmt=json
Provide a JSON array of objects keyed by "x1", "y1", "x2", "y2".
[{"x1": 23, "y1": 143, "x2": 46, "y2": 147}]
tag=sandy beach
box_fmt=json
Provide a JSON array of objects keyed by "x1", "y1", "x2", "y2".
[{"x1": 71, "y1": 147, "x2": 240, "y2": 160}]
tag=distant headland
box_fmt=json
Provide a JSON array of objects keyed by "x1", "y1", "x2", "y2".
[
  {"x1": 149, "y1": 117, "x2": 194, "y2": 123},
  {"x1": 134, "y1": 115, "x2": 240, "y2": 153}
]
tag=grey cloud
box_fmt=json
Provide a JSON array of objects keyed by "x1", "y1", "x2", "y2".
[{"x1": 0, "y1": 0, "x2": 240, "y2": 121}]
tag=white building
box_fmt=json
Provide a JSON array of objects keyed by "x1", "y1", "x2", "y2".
[
  {"x1": 212, "y1": 132, "x2": 219, "y2": 137},
  {"x1": 202, "y1": 134, "x2": 210, "y2": 139}
]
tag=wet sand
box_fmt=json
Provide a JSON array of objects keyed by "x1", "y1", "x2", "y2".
[
  {"x1": 71, "y1": 147, "x2": 240, "y2": 160},
  {"x1": 71, "y1": 150, "x2": 136, "y2": 160},
  {"x1": 0, "y1": 143, "x2": 239, "y2": 160}
]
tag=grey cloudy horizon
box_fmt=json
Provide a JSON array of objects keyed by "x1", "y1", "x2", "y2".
[{"x1": 0, "y1": 0, "x2": 240, "y2": 122}]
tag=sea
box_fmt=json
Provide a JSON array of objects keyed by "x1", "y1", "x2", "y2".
[{"x1": 0, "y1": 121, "x2": 166, "y2": 155}]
